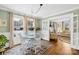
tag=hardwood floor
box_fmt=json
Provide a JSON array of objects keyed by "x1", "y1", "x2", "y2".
[
  {"x1": 44, "y1": 39, "x2": 72, "y2": 55},
  {"x1": 3, "y1": 36, "x2": 79, "y2": 55}
]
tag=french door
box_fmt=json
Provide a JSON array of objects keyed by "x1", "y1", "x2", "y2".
[
  {"x1": 12, "y1": 15, "x2": 24, "y2": 45},
  {"x1": 42, "y1": 19, "x2": 49, "y2": 41},
  {"x1": 71, "y1": 15, "x2": 79, "y2": 49}
]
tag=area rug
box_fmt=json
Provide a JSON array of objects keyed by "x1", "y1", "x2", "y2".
[
  {"x1": 25, "y1": 40, "x2": 53, "y2": 55},
  {"x1": 4, "y1": 40, "x2": 53, "y2": 55}
]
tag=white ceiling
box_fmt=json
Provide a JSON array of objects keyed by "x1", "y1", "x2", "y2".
[{"x1": 1, "y1": 4, "x2": 79, "y2": 18}]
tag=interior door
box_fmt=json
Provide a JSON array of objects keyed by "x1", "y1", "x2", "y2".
[
  {"x1": 13, "y1": 15, "x2": 24, "y2": 45},
  {"x1": 42, "y1": 19, "x2": 49, "y2": 41},
  {"x1": 71, "y1": 15, "x2": 79, "y2": 49}
]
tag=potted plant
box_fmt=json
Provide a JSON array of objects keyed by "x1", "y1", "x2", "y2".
[{"x1": 0, "y1": 34, "x2": 9, "y2": 52}]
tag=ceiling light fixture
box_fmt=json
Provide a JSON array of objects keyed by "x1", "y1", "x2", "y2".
[
  {"x1": 35, "y1": 4, "x2": 43, "y2": 14},
  {"x1": 32, "y1": 4, "x2": 43, "y2": 15}
]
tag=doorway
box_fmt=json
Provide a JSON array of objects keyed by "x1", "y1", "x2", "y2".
[{"x1": 49, "y1": 18, "x2": 71, "y2": 44}]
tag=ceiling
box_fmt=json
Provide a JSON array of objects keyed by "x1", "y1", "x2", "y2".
[{"x1": 0, "y1": 4, "x2": 79, "y2": 18}]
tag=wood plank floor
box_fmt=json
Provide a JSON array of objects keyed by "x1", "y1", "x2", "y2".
[
  {"x1": 44, "y1": 39, "x2": 72, "y2": 55},
  {"x1": 3, "y1": 36, "x2": 79, "y2": 55}
]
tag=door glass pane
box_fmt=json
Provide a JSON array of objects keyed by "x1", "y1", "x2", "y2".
[
  {"x1": 13, "y1": 15, "x2": 23, "y2": 30},
  {"x1": 73, "y1": 17, "x2": 77, "y2": 33}
]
